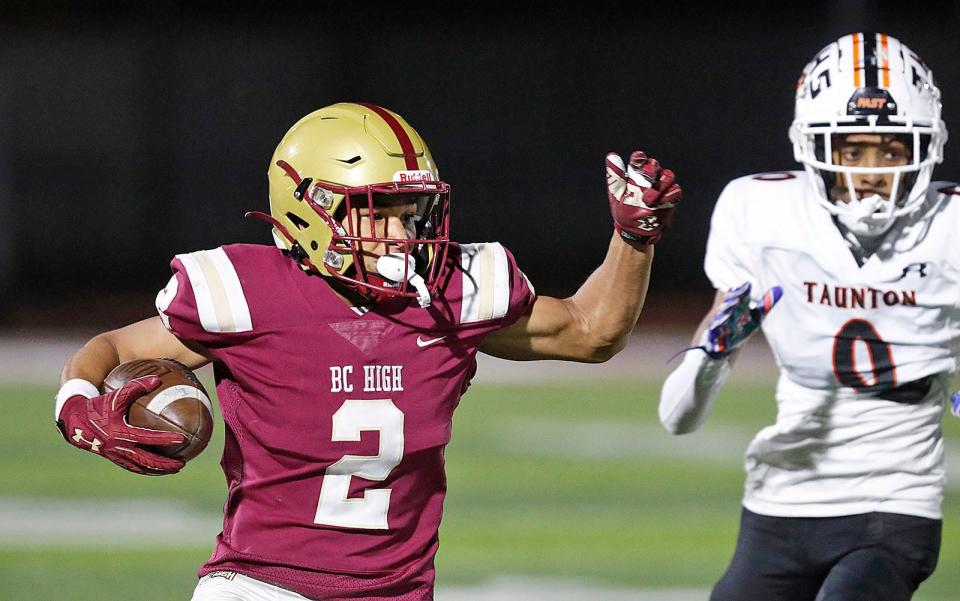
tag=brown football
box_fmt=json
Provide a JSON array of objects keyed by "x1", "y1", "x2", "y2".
[{"x1": 103, "y1": 358, "x2": 213, "y2": 462}]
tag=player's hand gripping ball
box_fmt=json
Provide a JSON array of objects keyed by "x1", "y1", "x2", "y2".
[
  {"x1": 605, "y1": 150, "x2": 682, "y2": 244},
  {"x1": 56, "y1": 360, "x2": 209, "y2": 476},
  {"x1": 103, "y1": 359, "x2": 213, "y2": 464}
]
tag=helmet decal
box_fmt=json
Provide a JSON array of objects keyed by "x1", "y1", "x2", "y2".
[
  {"x1": 846, "y1": 88, "x2": 897, "y2": 116},
  {"x1": 393, "y1": 170, "x2": 435, "y2": 183},
  {"x1": 357, "y1": 102, "x2": 421, "y2": 171}
]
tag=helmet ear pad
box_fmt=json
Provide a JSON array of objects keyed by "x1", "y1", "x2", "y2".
[{"x1": 813, "y1": 134, "x2": 826, "y2": 164}]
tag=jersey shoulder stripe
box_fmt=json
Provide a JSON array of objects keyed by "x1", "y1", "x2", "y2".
[
  {"x1": 459, "y1": 242, "x2": 510, "y2": 324},
  {"x1": 155, "y1": 273, "x2": 179, "y2": 331},
  {"x1": 174, "y1": 247, "x2": 253, "y2": 333}
]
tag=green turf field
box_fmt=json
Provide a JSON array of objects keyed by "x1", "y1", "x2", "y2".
[{"x1": 1, "y1": 380, "x2": 958, "y2": 600}]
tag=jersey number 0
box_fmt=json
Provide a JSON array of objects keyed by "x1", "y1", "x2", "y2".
[{"x1": 832, "y1": 319, "x2": 897, "y2": 391}]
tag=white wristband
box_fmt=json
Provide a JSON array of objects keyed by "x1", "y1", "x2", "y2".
[{"x1": 55, "y1": 379, "x2": 100, "y2": 422}]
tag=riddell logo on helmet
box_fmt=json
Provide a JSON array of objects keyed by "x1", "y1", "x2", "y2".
[{"x1": 393, "y1": 170, "x2": 433, "y2": 183}]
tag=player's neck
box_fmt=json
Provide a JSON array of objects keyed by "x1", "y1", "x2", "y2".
[
  {"x1": 832, "y1": 218, "x2": 888, "y2": 266},
  {"x1": 327, "y1": 278, "x2": 370, "y2": 309}
]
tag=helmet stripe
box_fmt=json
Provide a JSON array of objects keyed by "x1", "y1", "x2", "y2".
[
  {"x1": 862, "y1": 34, "x2": 878, "y2": 88},
  {"x1": 880, "y1": 33, "x2": 890, "y2": 88},
  {"x1": 852, "y1": 33, "x2": 862, "y2": 88},
  {"x1": 357, "y1": 102, "x2": 420, "y2": 170}
]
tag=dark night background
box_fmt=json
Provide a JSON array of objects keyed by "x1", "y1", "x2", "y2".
[{"x1": 2, "y1": 2, "x2": 958, "y2": 330}]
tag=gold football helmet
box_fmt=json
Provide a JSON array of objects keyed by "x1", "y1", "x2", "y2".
[{"x1": 250, "y1": 102, "x2": 451, "y2": 304}]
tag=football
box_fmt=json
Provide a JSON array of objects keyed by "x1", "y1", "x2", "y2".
[{"x1": 103, "y1": 358, "x2": 213, "y2": 462}]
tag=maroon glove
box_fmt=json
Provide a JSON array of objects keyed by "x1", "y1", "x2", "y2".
[
  {"x1": 56, "y1": 376, "x2": 186, "y2": 475},
  {"x1": 605, "y1": 150, "x2": 682, "y2": 244}
]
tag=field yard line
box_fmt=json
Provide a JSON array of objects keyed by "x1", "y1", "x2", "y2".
[
  {"x1": 7, "y1": 417, "x2": 958, "y2": 548},
  {"x1": 438, "y1": 576, "x2": 708, "y2": 600},
  {"x1": 474, "y1": 332, "x2": 778, "y2": 384},
  {"x1": 497, "y1": 419, "x2": 750, "y2": 463},
  {"x1": 0, "y1": 332, "x2": 779, "y2": 386},
  {"x1": 497, "y1": 418, "x2": 960, "y2": 490},
  {"x1": 0, "y1": 497, "x2": 221, "y2": 547},
  {"x1": 0, "y1": 496, "x2": 709, "y2": 599}
]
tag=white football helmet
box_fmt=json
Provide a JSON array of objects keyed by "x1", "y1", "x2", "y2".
[{"x1": 789, "y1": 33, "x2": 948, "y2": 236}]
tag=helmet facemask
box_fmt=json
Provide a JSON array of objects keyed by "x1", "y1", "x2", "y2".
[
  {"x1": 788, "y1": 33, "x2": 948, "y2": 238},
  {"x1": 254, "y1": 159, "x2": 451, "y2": 307},
  {"x1": 332, "y1": 180, "x2": 451, "y2": 307}
]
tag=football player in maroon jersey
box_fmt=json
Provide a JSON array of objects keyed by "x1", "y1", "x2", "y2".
[{"x1": 55, "y1": 102, "x2": 681, "y2": 601}]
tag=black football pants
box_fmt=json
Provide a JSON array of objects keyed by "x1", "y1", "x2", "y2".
[{"x1": 710, "y1": 508, "x2": 941, "y2": 601}]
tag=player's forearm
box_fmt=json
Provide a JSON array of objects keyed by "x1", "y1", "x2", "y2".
[
  {"x1": 60, "y1": 334, "x2": 122, "y2": 388},
  {"x1": 659, "y1": 349, "x2": 732, "y2": 434},
  {"x1": 567, "y1": 234, "x2": 653, "y2": 359},
  {"x1": 61, "y1": 318, "x2": 211, "y2": 388}
]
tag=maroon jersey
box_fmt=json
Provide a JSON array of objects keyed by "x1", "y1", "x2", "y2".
[{"x1": 155, "y1": 242, "x2": 535, "y2": 600}]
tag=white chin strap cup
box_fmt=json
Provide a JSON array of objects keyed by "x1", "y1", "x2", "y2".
[
  {"x1": 376, "y1": 254, "x2": 431, "y2": 308},
  {"x1": 836, "y1": 193, "x2": 897, "y2": 237},
  {"x1": 851, "y1": 194, "x2": 883, "y2": 219}
]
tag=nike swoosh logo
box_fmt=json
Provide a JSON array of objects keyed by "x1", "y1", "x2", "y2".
[{"x1": 417, "y1": 335, "x2": 447, "y2": 348}]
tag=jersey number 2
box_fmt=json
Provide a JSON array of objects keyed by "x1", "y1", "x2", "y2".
[
  {"x1": 832, "y1": 319, "x2": 897, "y2": 391},
  {"x1": 314, "y1": 399, "x2": 404, "y2": 530}
]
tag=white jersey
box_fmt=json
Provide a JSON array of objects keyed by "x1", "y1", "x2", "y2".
[{"x1": 705, "y1": 170, "x2": 960, "y2": 519}]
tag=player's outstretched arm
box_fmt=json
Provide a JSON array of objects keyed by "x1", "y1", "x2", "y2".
[
  {"x1": 480, "y1": 151, "x2": 681, "y2": 363},
  {"x1": 658, "y1": 284, "x2": 780, "y2": 434},
  {"x1": 55, "y1": 317, "x2": 212, "y2": 474}
]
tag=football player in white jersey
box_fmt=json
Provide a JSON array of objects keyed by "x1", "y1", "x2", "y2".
[{"x1": 659, "y1": 33, "x2": 957, "y2": 601}]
